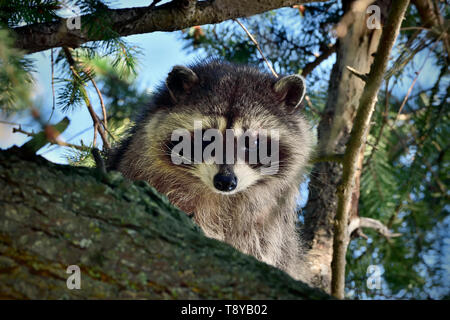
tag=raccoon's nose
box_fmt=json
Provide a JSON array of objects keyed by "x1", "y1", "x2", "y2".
[{"x1": 213, "y1": 173, "x2": 238, "y2": 192}]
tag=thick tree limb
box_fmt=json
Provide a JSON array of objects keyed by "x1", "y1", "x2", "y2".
[
  {"x1": 0, "y1": 147, "x2": 329, "y2": 299},
  {"x1": 330, "y1": 0, "x2": 410, "y2": 299},
  {"x1": 13, "y1": 0, "x2": 325, "y2": 54},
  {"x1": 302, "y1": 0, "x2": 390, "y2": 294}
]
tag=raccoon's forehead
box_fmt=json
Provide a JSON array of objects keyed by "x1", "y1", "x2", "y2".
[{"x1": 147, "y1": 109, "x2": 289, "y2": 134}]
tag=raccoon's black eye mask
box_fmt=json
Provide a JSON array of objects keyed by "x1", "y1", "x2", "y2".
[{"x1": 163, "y1": 131, "x2": 284, "y2": 170}]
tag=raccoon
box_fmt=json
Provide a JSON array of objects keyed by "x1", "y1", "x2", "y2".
[{"x1": 108, "y1": 60, "x2": 314, "y2": 282}]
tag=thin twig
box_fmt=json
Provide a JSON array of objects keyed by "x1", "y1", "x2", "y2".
[
  {"x1": 346, "y1": 66, "x2": 368, "y2": 82},
  {"x1": 46, "y1": 48, "x2": 56, "y2": 124},
  {"x1": 0, "y1": 120, "x2": 33, "y2": 127},
  {"x1": 63, "y1": 47, "x2": 111, "y2": 150},
  {"x1": 401, "y1": 26, "x2": 431, "y2": 32},
  {"x1": 89, "y1": 77, "x2": 108, "y2": 130},
  {"x1": 233, "y1": 19, "x2": 321, "y2": 116},
  {"x1": 93, "y1": 122, "x2": 98, "y2": 147},
  {"x1": 149, "y1": 0, "x2": 161, "y2": 10},
  {"x1": 348, "y1": 217, "x2": 402, "y2": 239},
  {"x1": 70, "y1": 52, "x2": 109, "y2": 132},
  {"x1": 12, "y1": 127, "x2": 89, "y2": 152},
  {"x1": 301, "y1": 44, "x2": 336, "y2": 77},
  {"x1": 39, "y1": 126, "x2": 94, "y2": 156},
  {"x1": 364, "y1": 79, "x2": 390, "y2": 168},
  {"x1": 304, "y1": 95, "x2": 321, "y2": 116},
  {"x1": 233, "y1": 18, "x2": 278, "y2": 78},
  {"x1": 83, "y1": 90, "x2": 110, "y2": 149},
  {"x1": 393, "y1": 36, "x2": 442, "y2": 124},
  {"x1": 12, "y1": 127, "x2": 34, "y2": 137},
  {"x1": 71, "y1": 52, "x2": 114, "y2": 143}
]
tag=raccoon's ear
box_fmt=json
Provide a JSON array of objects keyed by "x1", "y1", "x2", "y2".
[
  {"x1": 273, "y1": 74, "x2": 306, "y2": 109},
  {"x1": 166, "y1": 66, "x2": 199, "y2": 102}
]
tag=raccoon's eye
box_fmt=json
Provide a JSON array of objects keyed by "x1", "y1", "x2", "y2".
[
  {"x1": 247, "y1": 135, "x2": 273, "y2": 160},
  {"x1": 244, "y1": 136, "x2": 259, "y2": 151},
  {"x1": 202, "y1": 139, "x2": 213, "y2": 150},
  {"x1": 164, "y1": 137, "x2": 193, "y2": 163},
  {"x1": 202, "y1": 138, "x2": 216, "y2": 157}
]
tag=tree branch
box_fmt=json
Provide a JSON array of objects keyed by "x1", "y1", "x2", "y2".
[
  {"x1": 346, "y1": 66, "x2": 368, "y2": 82},
  {"x1": 12, "y1": 127, "x2": 89, "y2": 152},
  {"x1": 63, "y1": 47, "x2": 111, "y2": 150},
  {"x1": 233, "y1": 18, "x2": 278, "y2": 78},
  {"x1": 90, "y1": 76, "x2": 108, "y2": 131},
  {"x1": 301, "y1": 44, "x2": 336, "y2": 77},
  {"x1": 348, "y1": 217, "x2": 402, "y2": 239},
  {"x1": 393, "y1": 36, "x2": 442, "y2": 124},
  {"x1": 0, "y1": 148, "x2": 331, "y2": 299},
  {"x1": 330, "y1": 0, "x2": 410, "y2": 300},
  {"x1": 411, "y1": 0, "x2": 449, "y2": 58},
  {"x1": 12, "y1": 0, "x2": 326, "y2": 54}
]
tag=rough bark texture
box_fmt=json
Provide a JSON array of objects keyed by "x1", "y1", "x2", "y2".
[
  {"x1": 13, "y1": 0, "x2": 326, "y2": 54},
  {"x1": 302, "y1": 0, "x2": 391, "y2": 293},
  {"x1": 0, "y1": 147, "x2": 330, "y2": 300},
  {"x1": 331, "y1": 0, "x2": 410, "y2": 298}
]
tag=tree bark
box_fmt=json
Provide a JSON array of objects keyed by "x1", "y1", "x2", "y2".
[
  {"x1": 0, "y1": 147, "x2": 329, "y2": 299},
  {"x1": 302, "y1": 0, "x2": 391, "y2": 293},
  {"x1": 12, "y1": 0, "x2": 326, "y2": 54},
  {"x1": 330, "y1": 0, "x2": 410, "y2": 298}
]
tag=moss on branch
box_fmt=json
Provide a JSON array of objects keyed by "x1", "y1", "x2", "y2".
[{"x1": 0, "y1": 147, "x2": 329, "y2": 299}]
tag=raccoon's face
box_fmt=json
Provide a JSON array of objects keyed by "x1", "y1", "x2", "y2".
[{"x1": 141, "y1": 63, "x2": 312, "y2": 197}]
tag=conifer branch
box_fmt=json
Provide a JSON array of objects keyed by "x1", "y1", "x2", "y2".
[{"x1": 12, "y1": 0, "x2": 326, "y2": 54}]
